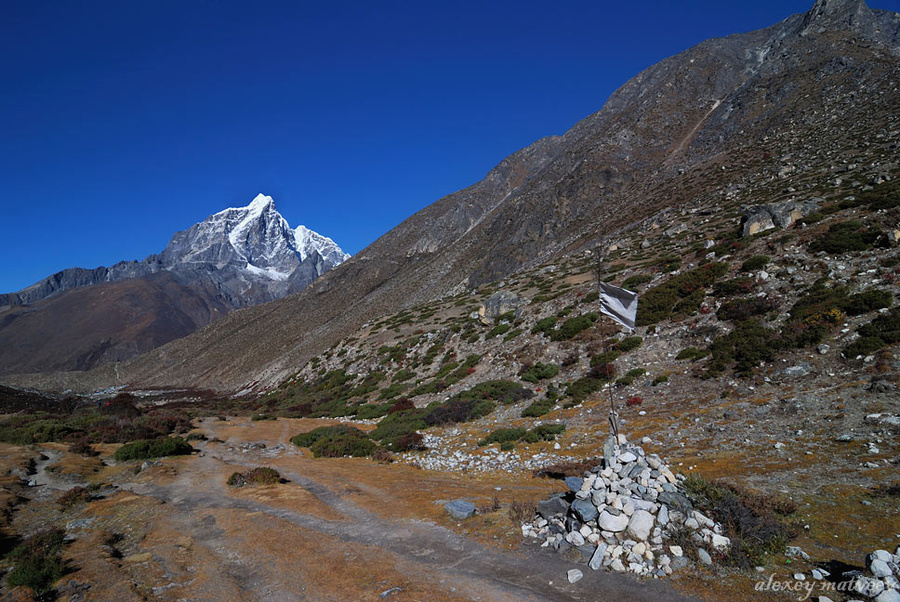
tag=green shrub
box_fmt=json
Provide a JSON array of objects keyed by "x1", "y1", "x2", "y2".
[
  {"x1": 424, "y1": 398, "x2": 495, "y2": 426},
  {"x1": 622, "y1": 274, "x2": 652, "y2": 289},
  {"x1": 705, "y1": 320, "x2": 780, "y2": 377},
  {"x1": 615, "y1": 368, "x2": 646, "y2": 387},
  {"x1": 676, "y1": 347, "x2": 709, "y2": 361},
  {"x1": 370, "y1": 409, "x2": 427, "y2": 449},
  {"x1": 636, "y1": 263, "x2": 728, "y2": 326},
  {"x1": 590, "y1": 350, "x2": 620, "y2": 366},
  {"x1": 355, "y1": 402, "x2": 392, "y2": 420},
  {"x1": 114, "y1": 436, "x2": 193, "y2": 461},
  {"x1": 844, "y1": 307, "x2": 900, "y2": 357},
  {"x1": 713, "y1": 277, "x2": 756, "y2": 297},
  {"x1": 615, "y1": 336, "x2": 643, "y2": 352},
  {"x1": 521, "y1": 393, "x2": 557, "y2": 418},
  {"x1": 842, "y1": 289, "x2": 893, "y2": 316},
  {"x1": 530, "y1": 424, "x2": 565, "y2": 441},
  {"x1": 740, "y1": 255, "x2": 770, "y2": 272},
  {"x1": 531, "y1": 316, "x2": 558, "y2": 335},
  {"x1": 550, "y1": 313, "x2": 599, "y2": 341},
  {"x1": 487, "y1": 323, "x2": 513, "y2": 338},
  {"x1": 717, "y1": 297, "x2": 776, "y2": 322},
  {"x1": 6, "y1": 529, "x2": 68, "y2": 595},
  {"x1": 520, "y1": 362, "x2": 559, "y2": 383},
  {"x1": 227, "y1": 467, "x2": 281, "y2": 487},
  {"x1": 682, "y1": 474, "x2": 797, "y2": 568},
  {"x1": 251, "y1": 413, "x2": 276, "y2": 421},
  {"x1": 808, "y1": 221, "x2": 883, "y2": 254},
  {"x1": 378, "y1": 382, "x2": 408, "y2": 400},
  {"x1": 393, "y1": 369, "x2": 416, "y2": 382},
  {"x1": 479, "y1": 427, "x2": 527, "y2": 446},
  {"x1": 306, "y1": 425, "x2": 375, "y2": 458},
  {"x1": 652, "y1": 373, "x2": 670, "y2": 385},
  {"x1": 567, "y1": 378, "x2": 604, "y2": 403}
]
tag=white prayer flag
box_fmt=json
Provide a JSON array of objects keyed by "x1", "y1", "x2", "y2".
[{"x1": 598, "y1": 281, "x2": 638, "y2": 330}]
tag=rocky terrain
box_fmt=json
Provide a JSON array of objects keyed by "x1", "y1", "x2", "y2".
[
  {"x1": 1, "y1": 1, "x2": 899, "y2": 600},
  {"x1": 5, "y1": 0, "x2": 898, "y2": 394},
  {"x1": 0, "y1": 194, "x2": 348, "y2": 375}
]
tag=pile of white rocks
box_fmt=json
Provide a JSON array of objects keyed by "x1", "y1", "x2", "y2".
[
  {"x1": 401, "y1": 433, "x2": 580, "y2": 473},
  {"x1": 850, "y1": 546, "x2": 900, "y2": 602},
  {"x1": 521, "y1": 434, "x2": 730, "y2": 577}
]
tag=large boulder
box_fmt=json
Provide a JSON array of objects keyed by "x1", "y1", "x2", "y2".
[
  {"x1": 481, "y1": 291, "x2": 527, "y2": 320},
  {"x1": 740, "y1": 199, "x2": 821, "y2": 237}
]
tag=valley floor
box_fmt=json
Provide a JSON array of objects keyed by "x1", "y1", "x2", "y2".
[{"x1": 1, "y1": 417, "x2": 702, "y2": 602}]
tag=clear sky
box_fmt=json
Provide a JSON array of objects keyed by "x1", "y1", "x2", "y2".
[{"x1": 2, "y1": 0, "x2": 898, "y2": 293}]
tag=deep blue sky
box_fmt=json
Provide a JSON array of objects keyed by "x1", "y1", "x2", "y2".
[{"x1": 2, "y1": 0, "x2": 898, "y2": 293}]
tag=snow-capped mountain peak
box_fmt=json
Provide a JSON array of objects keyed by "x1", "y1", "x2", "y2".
[{"x1": 158, "y1": 193, "x2": 349, "y2": 299}]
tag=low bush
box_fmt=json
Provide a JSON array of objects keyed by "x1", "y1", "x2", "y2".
[
  {"x1": 682, "y1": 474, "x2": 797, "y2": 568},
  {"x1": 676, "y1": 347, "x2": 709, "y2": 361},
  {"x1": 740, "y1": 255, "x2": 770, "y2": 272},
  {"x1": 550, "y1": 313, "x2": 600, "y2": 341},
  {"x1": 487, "y1": 323, "x2": 513, "y2": 338},
  {"x1": 310, "y1": 426, "x2": 375, "y2": 458},
  {"x1": 615, "y1": 368, "x2": 646, "y2": 387},
  {"x1": 227, "y1": 467, "x2": 282, "y2": 487},
  {"x1": 394, "y1": 431, "x2": 427, "y2": 452},
  {"x1": 531, "y1": 316, "x2": 558, "y2": 336},
  {"x1": 590, "y1": 350, "x2": 620, "y2": 366},
  {"x1": 705, "y1": 320, "x2": 779, "y2": 377},
  {"x1": 567, "y1": 377, "x2": 605, "y2": 403},
  {"x1": 622, "y1": 274, "x2": 653, "y2": 289},
  {"x1": 615, "y1": 336, "x2": 643, "y2": 352},
  {"x1": 355, "y1": 402, "x2": 392, "y2": 420},
  {"x1": 6, "y1": 529, "x2": 68, "y2": 595},
  {"x1": 520, "y1": 362, "x2": 559, "y2": 383},
  {"x1": 844, "y1": 306, "x2": 900, "y2": 357},
  {"x1": 625, "y1": 396, "x2": 643, "y2": 407},
  {"x1": 713, "y1": 277, "x2": 756, "y2": 297},
  {"x1": 57, "y1": 485, "x2": 97, "y2": 510},
  {"x1": 114, "y1": 436, "x2": 193, "y2": 461},
  {"x1": 636, "y1": 263, "x2": 729, "y2": 326},
  {"x1": 808, "y1": 220, "x2": 883, "y2": 254},
  {"x1": 716, "y1": 297, "x2": 776, "y2": 322},
  {"x1": 508, "y1": 499, "x2": 537, "y2": 524},
  {"x1": 521, "y1": 389, "x2": 558, "y2": 418},
  {"x1": 479, "y1": 427, "x2": 527, "y2": 446}
]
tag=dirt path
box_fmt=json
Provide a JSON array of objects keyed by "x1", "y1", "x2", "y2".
[{"x1": 112, "y1": 419, "x2": 698, "y2": 602}]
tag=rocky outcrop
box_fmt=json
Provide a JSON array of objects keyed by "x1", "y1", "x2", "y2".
[{"x1": 740, "y1": 199, "x2": 822, "y2": 237}]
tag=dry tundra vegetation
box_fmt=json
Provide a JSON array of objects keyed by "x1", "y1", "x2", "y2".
[{"x1": 1, "y1": 176, "x2": 900, "y2": 600}]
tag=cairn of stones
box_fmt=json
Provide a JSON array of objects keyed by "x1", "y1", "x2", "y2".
[
  {"x1": 521, "y1": 434, "x2": 730, "y2": 577},
  {"x1": 850, "y1": 546, "x2": 900, "y2": 601}
]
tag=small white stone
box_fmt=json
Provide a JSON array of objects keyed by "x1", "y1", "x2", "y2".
[
  {"x1": 567, "y1": 568, "x2": 583, "y2": 584},
  {"x1": 669, "y1": 545, "x2": 683, "y2": 557}
]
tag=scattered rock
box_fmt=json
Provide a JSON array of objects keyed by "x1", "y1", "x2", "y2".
[
  {"x1": 783, "y1": 362, "x2": 812, "y2": 377},
  {"x1": 567, "y1": 568, "x2": 584, "y2": 584},
  {"x1": 444, "y1": 499, "x2": 476, "y2": 520},
  {"x1": 697, "y1": 548, "x2": 712, "y2": 566}
]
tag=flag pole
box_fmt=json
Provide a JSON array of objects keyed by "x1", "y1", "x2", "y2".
[{"x1": 604, "y1": 314, "x2": 620, "y2": 441}]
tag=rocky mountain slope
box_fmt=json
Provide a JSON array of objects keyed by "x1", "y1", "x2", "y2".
[
  {"x1": 4, "y1": 0, "x2": 899, "y2": 392},
  {"x1": 0, "y1": 194, "x2": 348, "y2": 374}
]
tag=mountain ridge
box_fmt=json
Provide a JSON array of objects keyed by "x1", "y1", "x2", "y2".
[
  {"x1": 4, "y1": 0, "x2": 899, "y2": 392},
  {"x1": 0, "y1": 194, "x2": 348, "y2": 375}
]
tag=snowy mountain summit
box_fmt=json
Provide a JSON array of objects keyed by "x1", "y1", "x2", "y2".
[
  {"x1": 161, "y1": 193, "x2": 349, "y2": 285},
  {"x1": 2, "y1": 193, "x2": 350, "y2": 310}
]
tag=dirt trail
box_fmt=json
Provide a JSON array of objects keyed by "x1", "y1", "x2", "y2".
[{"x1": 112, "y1": 418, "x2": 698, "y2": 601}]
